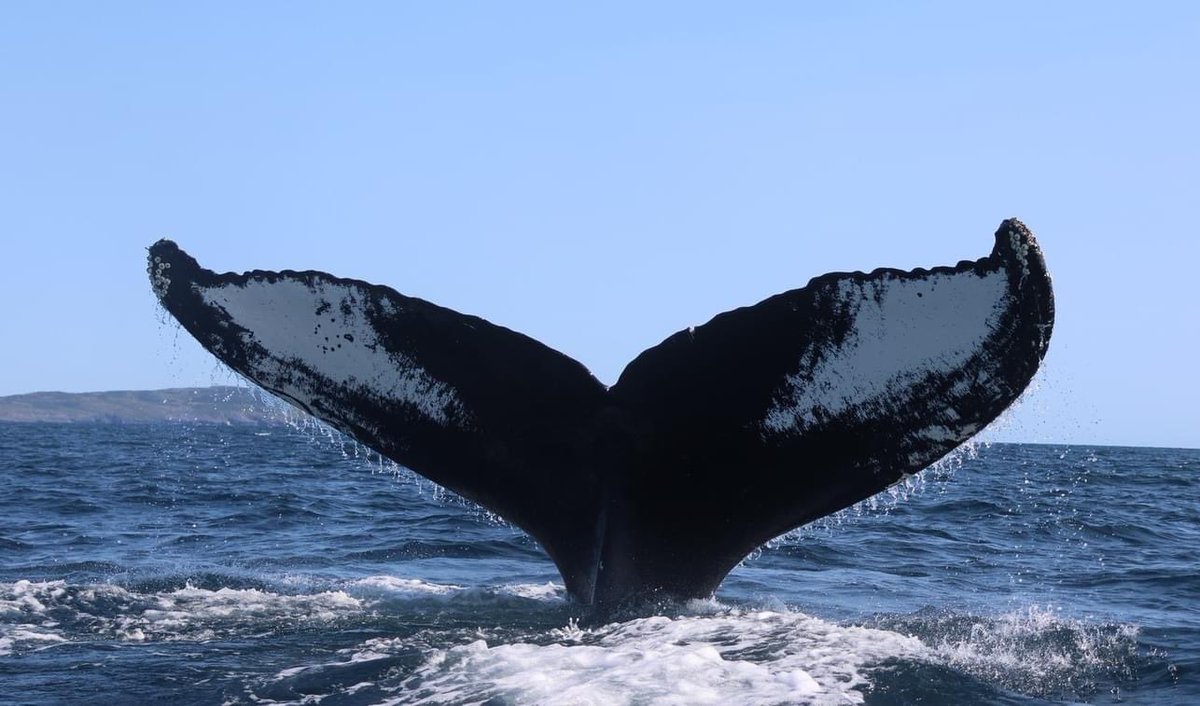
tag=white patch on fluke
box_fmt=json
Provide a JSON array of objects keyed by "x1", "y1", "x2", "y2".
[
  {"x1": 199, "y1": 278, "x2": 465, "y2": 426},
  {"x1": 762, "y1": 269, "x2": 1010, "y2": 435}
]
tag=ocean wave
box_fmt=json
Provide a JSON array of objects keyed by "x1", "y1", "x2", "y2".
[
  {"x1": 242, "y1": 599, "x2": 1161, "y2": 706},
  {"x1": 0, "y1": 574, "x2": 569, "y2": 657},
  {"x1": 0, "y1": 578, "x2": 1171, "y2": 704},
  {"x1": 349, "y1": 575, "x2": 566, "y2": 603},
  {"x1": 0, "y1": 578, "x2": 366, "y2": 647},
  {"x1": 0, "y1": 623, "x2": 68, "y2": 657},
  {"x1": 868, "y1": 605, "x2": 1146, "y2": 700},
  {"x1": 249, "y1": 605, "x2": 925, "y2": 706}
]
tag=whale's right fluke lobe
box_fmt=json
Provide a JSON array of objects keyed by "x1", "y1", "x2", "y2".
[
  {"x1": 603, "y1": 219, "x2": 1053, "y2": 603},
  {"x1": 149, "y1": 219, "x2": 1053, "y2": 608}
]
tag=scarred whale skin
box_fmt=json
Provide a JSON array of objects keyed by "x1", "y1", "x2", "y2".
[{"x1": 148, "y1": 219, "x2": 1053, "y2": 607}]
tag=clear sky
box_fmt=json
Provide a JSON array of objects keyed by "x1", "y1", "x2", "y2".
[{"x1": 1, "y1": 3, "x2": 1196, "y2": 448}]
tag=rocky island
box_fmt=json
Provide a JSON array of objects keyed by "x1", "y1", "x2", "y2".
[{"x1": 0, "y1": 387, "x2": 286, "y2": 424}]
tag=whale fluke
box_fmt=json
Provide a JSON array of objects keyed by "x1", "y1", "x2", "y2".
[{"x1": 148, "y1": 219, "x2": 1053, "y2": 606}]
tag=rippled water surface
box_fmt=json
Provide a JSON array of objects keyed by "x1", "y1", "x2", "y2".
[{"x1": 1, "y1": 422, "x2": 1196, "y2": 704}]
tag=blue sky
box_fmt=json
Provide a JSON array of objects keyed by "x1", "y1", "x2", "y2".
[{"x1": 1, "y1": 3, "x2": 1196, "y2": 448}]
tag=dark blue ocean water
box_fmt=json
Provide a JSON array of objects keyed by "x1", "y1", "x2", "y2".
[{"x1": 1, "y1": 421, "x2": 1196, "y2": 705}]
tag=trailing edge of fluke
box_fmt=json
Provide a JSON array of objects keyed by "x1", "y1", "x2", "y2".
[{"x1": 148, "y1": 219, "x2": 1053, "y2": 607}]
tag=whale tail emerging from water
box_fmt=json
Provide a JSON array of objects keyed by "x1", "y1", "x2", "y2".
[{"x1": 148, "y1": 219, "x2": 1053, "y2": 606}]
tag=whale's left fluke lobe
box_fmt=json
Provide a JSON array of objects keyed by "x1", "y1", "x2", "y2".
[
  {"x1": 148, "y1": 240, "x2": 613, "y2": 601},
  {"x1": 149, "y1": 219, "x2": 1053, "y2": 607}
]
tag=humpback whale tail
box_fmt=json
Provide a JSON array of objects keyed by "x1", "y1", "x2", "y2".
[{"x1": 148, "y1": 220, "x2": 1053, "y2": 607}]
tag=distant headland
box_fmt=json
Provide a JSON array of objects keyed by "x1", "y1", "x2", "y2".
[{"x1": 0, "y1": 387, "x2": 285, "y2": 424}]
